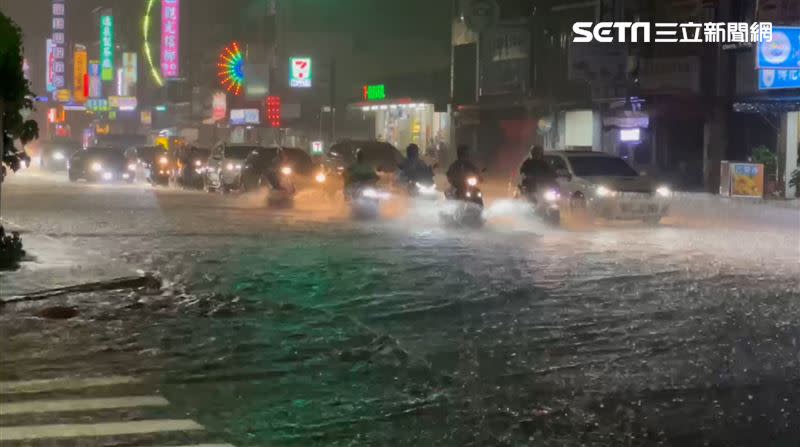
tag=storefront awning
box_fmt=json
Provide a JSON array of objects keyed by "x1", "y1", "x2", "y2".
[{"x1": 734, "y1": 96, "x2": 800, "y2": 114}]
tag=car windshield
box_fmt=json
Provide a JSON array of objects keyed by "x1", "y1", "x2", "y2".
[
  {"x1": 226, "y1": 146, "x2": 259, "y2": 159},
  {"x1": 568, "y1": 156, "x2": 639, "y2": 177},
  {"x1": 83, "y1": 148, "x2": 126, "y2": 163}
]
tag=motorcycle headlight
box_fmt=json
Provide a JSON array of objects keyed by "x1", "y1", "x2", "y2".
[
  {"x1": 544, "y1": 189, "x2": 560, "y2": 202},
  {"x1": 91, "y1": 162, "x2": 103, "y2": 172},
  {"x1": 281, "y1": 166, "x2": 292, "y2": 176},
  {"x1": 122, "y1": 173, "x2": 130, "y2": 179},
  {"x1": 52, "y1": 152, "x2": 65, "y2": 161},
  {"x1": 194, "y1": 160, "x2": 202, "y2": 167},
  {"x1": 159, "y1": 156, "x2": 169, "y2": 165},
  {"x1": 128, "y1": 163, "x2": 137, "y2": 171},
  {"x1": 595, "y1": 185, "x2": 617, "y2": 197},
  {"x1": 362, "y1": 187, "x2": 378, "y2": 198},
  {"x1": 226, "y1": 162, "x2": 235, "y2": 171},
  {"x1": 467, "y1": 176, "x2": 478, "y2": 187},
  {"x1": 102, "y1": 172, "x2": 113, "y2": 180},
  {"x1": 656, "y1": 186, "x2": 672, "y2": 197},
  {"x1": 315, "y1": 172, "x2": 327, "y2": 183}
]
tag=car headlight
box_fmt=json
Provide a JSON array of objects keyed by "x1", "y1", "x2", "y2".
[
  {"x1": 281, "y1": 166, "x2": 292, "y2": 176},
  {"x1": 102, "y1": 172, "x2": 113, "y2": 180},
  {"x1": 226, "y1": 162, "x2": 235, "y2": 171},
  {"x1": 122, "y1": 173, "x2": 130, "y2": 179},
  {"x1": 128, "y1": 163, "x2": 137, "y2": 171},
  {"x1": 52, "y1": 152, "x2": 65, "y2": 161},
  {"x1": 656, "y1": 186, "x2": 672, "y2": 197},
  {"x1": 362, "y1": 187, "x2": 378, "y2": 198},
  {"x1": 194, "y1": 160, "x2": 202, "y2": 167},
  {"x1": 416, "y1": 182, "x2": 437, "y2": 194},
  {"x1": 595, "y1": 185, "x2": 617, "y2": 197},
  {"x1": 91, "y1": 162, "x2": 103, "y2": 172},
  {"x1": 159, "y1": 156, "x2": 169, "y2": 165},
  {"x1": 315, "y1": 172, "x2": 327, "y2": 183},
  {"x1": 543, "y1": 189, "x2": 560, "y2": 202},
  {"x1": 467, "y1": 176, "x2": 478, "y2": 187}
]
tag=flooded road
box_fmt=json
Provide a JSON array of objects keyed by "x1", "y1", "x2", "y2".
[{"x1": 2, "y1": 173, "x2": 799, "y2": 446}]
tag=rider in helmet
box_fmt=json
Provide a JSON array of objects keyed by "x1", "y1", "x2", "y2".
[
  {"x1": 344, "y1": 148, "x2": 379, "y2": 189},
  {"x1": 398, "y1": 143, "x2": 434, "y2": 184},
  {"x1": 266, "y1": 147, "x2": 289, "y2": 190},
  {"x1": 518, "y1": 144, "x2": 556, "y2": 195},
  {"x1": 446, "y1": 144, "x2": 479, "y2": 192}
]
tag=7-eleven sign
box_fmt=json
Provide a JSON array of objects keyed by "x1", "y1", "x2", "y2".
[{"x1": 289, "y1": 57, "x2": 312, "y2": 88}]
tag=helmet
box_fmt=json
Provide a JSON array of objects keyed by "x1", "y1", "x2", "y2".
[
  {"x1": 355, "y1": 148, "x2": 366, "y2": 162},
  {"x1": 530, "y1": 144, "x2": 544, "y2": 159},
  {"x1": 456, "y1": 144, "x2": 470, "y2": 160},
  {"x1": 406, "y1": 144, "x2": 420, "y2": 159}
]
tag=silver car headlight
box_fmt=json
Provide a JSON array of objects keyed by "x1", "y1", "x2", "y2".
[
  {"x1": 655, "y1": 186, "x2": 672, "y2": 198},
  {"x1": 595, "y1": 185, "x2": 618, "y2": 197},
  {"x1": 543, "y1": 189, "x2": 560, "y2": 202}
]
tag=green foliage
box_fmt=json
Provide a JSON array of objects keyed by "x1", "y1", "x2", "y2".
[
  {"x1": 0, "y1": 11, "x2": 38, "y2": 182},
  {"x1": 751, "y1": 145, "x2": 777, "y2": 176}
]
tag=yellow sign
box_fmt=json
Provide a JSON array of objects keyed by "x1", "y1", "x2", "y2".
[
  {"x1": 731, "y1": 163, "x2": 765, "y2": 197},
  {"x1": 55, "y1": 89, "x2": 71, "y2": 102},
  {"x1": 73, "y1": 47, "x2": 88, "y2": 103},
  {"x1": 95, "y1": 123, "x2": 110, "y2": 135}
]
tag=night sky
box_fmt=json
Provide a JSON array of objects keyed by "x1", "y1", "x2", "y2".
[{"x1": 0, "y1": 0, "x2": 452, "y2": 95}]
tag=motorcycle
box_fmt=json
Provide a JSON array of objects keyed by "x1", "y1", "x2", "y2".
[
  {"x1": 442, "y1": 174, "x2": 484, "y2": 227},
  {"x1": 517, "y1": 178, "x2": 561, "y2": 226},
  {"x1": 266, "y1": 165, "x2": 297, "y2": 208},
  {"x1": 346, "y1": 183, "x2": 390, "y2": 220},
  {"x1": 178, "y1": 159, "x2": 206, "y2": 190}
]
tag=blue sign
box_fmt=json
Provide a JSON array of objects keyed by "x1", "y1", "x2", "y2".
[
  {"x1": 757, "y1": 26, "x2": 800, "y2": 69},
  {"x1": 759, "y1": 69, "x2": 800, "y2": 90},
  {"x1": 734, "y1": 164, "x2": 759, "y2": 176}
]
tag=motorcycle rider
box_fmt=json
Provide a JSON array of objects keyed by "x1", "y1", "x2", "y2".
[
  {"x1": 266, "y1": 147, "x2": 290, "y2": 190},
  {"x1": 446, "y1": 144, "x2": 480, "y2": 195},
  {"x1": 398, "y1": 144, "x2": 434, "y2": 185},
  {"x1": 518, "y1": 144, "x2": 556, "y2": 196},
  {"x1": 344, "y1": 148, "x2": 379, "y2": 191}
]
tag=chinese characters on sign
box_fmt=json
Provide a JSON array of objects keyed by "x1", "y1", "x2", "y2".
[
  {"x1": 51, "y1": 0, "x2": 66, "y2": 91},
  {"x1": 289, "y1": 57, "x2": 312, "y2": 88},
  {"x1": 100, "y1": 15, "x2": 114, "y2": 81},
  {"x1": 121, "y1": 53, "x2": 138, "y2": 96},
  {"x1": 759, "y1": 69, "x2": 800, "y2": 90},
  {"x1": 46, "y1": 39, "x2": 55, "y2": 92},
  {"x1": 161, "y1": 0, "x2": 180, "y2": 78},
  {"x1": 73, "y1": 45, "x2": 88, "y2": 103},
  {"x1": 572, "y1": 22, "x2": 773, "y2": 43}
]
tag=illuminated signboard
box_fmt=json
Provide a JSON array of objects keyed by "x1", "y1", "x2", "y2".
[
  {"x1": 266, "y1": 96, "x2": 281, "y2": 127},
  {"x1": 73, "y1": 45, "x2": 88, "y2": 103},
  {"x1": 161, "y1": 0, "x2": 180, "y2": 78},
  {"x1": 289, "y1": 57, "x2": 312, "y2": 88},
  {"x1": 230, "y1": 109, "x2": 260, "y2": 125},
  {"x1": 759, "y1": 69, "x2": 800, "y2": 90},
  {"x1": 756, "y1": 26, "x2": 800, "y2": 69},
  {"x1": 362, "y1": 84, "x2": 386, "y2": 101},
  {"x1": 88, "y1": 60, "x2": 102, "y2": 98},
  {"x1": 51, "y1": 0, "x2": 66, "y2": 90},
  {"x1": 212, "y1": 92, "x2": 227, "y2": 121},
  {"x1": 121, "y1": 52, "x2": 138, "y2": 96},
  {"x1": 100, "y1": 15, "x2": 114, "y2": 81},
  {"x1": 218, "y1": 42, "x2": 244, "y2": 95},
  {"x1": 46, "y1": 39, "x2": 55, "y2": 92}
]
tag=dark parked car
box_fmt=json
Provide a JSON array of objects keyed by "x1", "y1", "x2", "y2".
[
  {"x1": 326, "y1": 140, "x2": 404, "y2": 173},
  {"x1": 240, "y1": 147, "x2": 321, "y2": 192},
  {"x1": 38, "y1": 140, "x2": 81, "y2": 171},
  {"x1": 68, "y1": 147, "x2": 133, "y2": 183}
]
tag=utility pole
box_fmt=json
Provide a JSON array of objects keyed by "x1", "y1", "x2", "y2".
[{"x1": 329, "y1": 59, "x2": 336, "y2": 142}]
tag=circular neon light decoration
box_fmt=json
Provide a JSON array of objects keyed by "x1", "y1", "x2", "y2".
[
  {"x1": 143, "y1": 0, "x2": 164, "y2": 87},
  {"x1": 218, "y1": 42, "x2": 245, "y2": 96}
]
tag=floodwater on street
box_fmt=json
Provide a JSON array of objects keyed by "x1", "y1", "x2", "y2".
[{"x1": 2, "y1": 172, "x2": 799, "y2": 446}]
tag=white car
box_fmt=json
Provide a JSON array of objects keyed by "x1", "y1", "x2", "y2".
[
  {"x1": 204, "y1": 143, "x2": 262, "y2": 193},
  {"x1": 544, "y1": 151, "x2": 671, "y2": 224}
]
